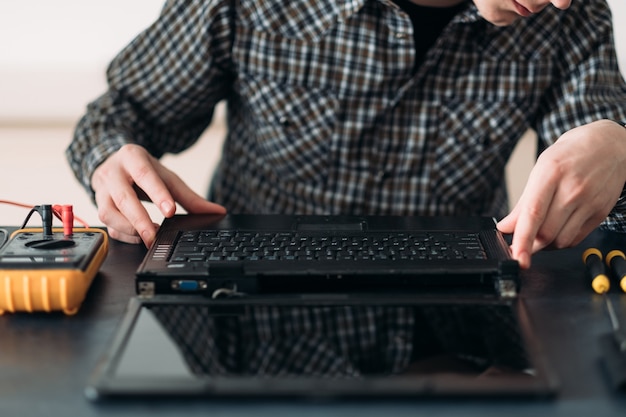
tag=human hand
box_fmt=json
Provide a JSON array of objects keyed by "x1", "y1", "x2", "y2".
[
  {"x1": 498, "y1": 120, "x2": 626, "y2": 269},
  {"x1": 91, "y1": 144, "x2": 226, "y2": 247}
]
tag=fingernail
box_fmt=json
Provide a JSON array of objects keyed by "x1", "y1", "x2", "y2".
[
  {"x1": 160, "y1": 201, "x2": 174, "y2": 214},
  {"x1": 519, "y1": 251, "x2": 531, "y2": 269},
  {"x1": 141, "y1": 229, "x2": 155, "y2": 247}
]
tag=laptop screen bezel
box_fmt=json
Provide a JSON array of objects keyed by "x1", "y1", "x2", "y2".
[{"x1": 86, "y1": 294, "x2": 557, "y2": 401}]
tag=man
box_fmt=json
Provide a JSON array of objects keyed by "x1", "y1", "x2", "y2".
[{"x1": 67, "y1": 0, "x2": 626, "y2": 268}]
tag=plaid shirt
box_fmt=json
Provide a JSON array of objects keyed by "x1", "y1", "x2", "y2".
[{"x1": 67, "y1": 0, "x2": 626, "y2": 229}]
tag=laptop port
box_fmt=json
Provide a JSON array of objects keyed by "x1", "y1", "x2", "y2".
[{"x1": 171, "y1": 280, "x2": 208, "y2": 292}]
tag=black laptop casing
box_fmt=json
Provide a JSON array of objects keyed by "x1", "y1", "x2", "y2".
[{"x1": 135, "y1": 214, "x2": 518, "y2": 299}]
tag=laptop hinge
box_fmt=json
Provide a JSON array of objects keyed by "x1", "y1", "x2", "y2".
[{"x1": 495, "y1": 260, "x2": 520, "y2": 298}]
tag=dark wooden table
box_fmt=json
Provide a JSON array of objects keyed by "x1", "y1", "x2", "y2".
[{"x1": 1, "y1": 228, "x2": 625, "y2": 416}]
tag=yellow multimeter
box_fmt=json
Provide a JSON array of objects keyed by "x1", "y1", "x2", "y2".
[{"x1": 0, "y1": 227, "x2": 108, "y2": 315}]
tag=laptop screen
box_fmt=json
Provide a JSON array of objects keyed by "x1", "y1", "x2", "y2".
[{"x1": 86, "y1": 296, "x2": 557, "y2": 399}]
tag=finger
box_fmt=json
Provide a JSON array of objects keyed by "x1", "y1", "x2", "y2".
[
  {"x1": 91, "y1": 146, "x2": 163, "y2": 245},
  {"x1": 93, "y1": 187, "x2": 135, "y2": 234},
  {"x1": 527, "y1": 189, "x2": 576, "y2": 253},
  {"x1": 496, "y1": 204, "x2": 521, "y2": 235},
  {"x1": 569, "y1": 213, "x2": 608, "y2": 247},
  {"x1": 159, "y1": 168, "x2": 227, "y2": 214},
  {"x1": 96, "y1": 193, "x2": 158, "y2": 246},
  {"x1": 120, "y1": 145, "x2": 177, "y2": 218},
  {"x1": 512, "y1": 200, "x2": 550, "y2": 267},
  {"x1": 107, "y1": 227, "x2": 143, "y2": 245},
  {"x1": 107, "y1": 221, "x2": 160, "y2": 246},
  {"x1": 94, "y1": 193, "x2": 145, "y2": 244},
  {"x1": 544, "y1": 194, "x2": 616, "y2": 250},
  {"x1": 104, "y1": 172, "x2": 161, "y2": 247},
  {"x1": 509, "y1": 176, "x2": 558, "y2": 269}
]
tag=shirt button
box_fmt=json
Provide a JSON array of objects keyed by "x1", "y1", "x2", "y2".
[{"x1": 394, "y1": 32, "x2": 408, "y2": 39}]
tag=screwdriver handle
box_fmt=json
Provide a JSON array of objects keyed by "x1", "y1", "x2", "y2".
[
  {"x1": 583, "y1": 248, "x2": 610, "y2": 294},
  {"x1": 606, "y1": 250, "x2": 626, "y2": 293}
]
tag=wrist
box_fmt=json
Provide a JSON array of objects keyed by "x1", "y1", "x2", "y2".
[{"x1": 612, "y1": 120, "x2": 626, "y2": 199}]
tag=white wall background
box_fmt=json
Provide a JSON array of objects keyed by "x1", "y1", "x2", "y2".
[
  {"x1": 0, "y1": 0, "x2": 625, "y2": 227},
  {"x1": 0, "y1": 1, "x2": 219, "y2": 226},
  {"x1": 0, "y1": 1, "x2": 164, "y2": 124},
  {"x1": 0, "y1": 0, "x2": 625, "y2": 124}
]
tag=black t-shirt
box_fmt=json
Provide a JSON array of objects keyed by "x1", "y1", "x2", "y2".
[{"x1": 391, "y1": 0, "x2": 467, "y2": 66}]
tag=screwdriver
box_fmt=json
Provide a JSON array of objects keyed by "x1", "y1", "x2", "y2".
[
  {"x1": 582, "y1": 248, "x2": 626, "y2": 353},
  {"x1": 606, "y1": 250, "x2": 626, "y2": 293},
  {"x1": 582, "y1": 248, "x2": 611, "y2": 294}
]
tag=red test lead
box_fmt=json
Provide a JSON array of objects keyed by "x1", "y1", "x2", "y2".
[{"x1": 62, "y1": 205, "x2": 74, "y2": 237}]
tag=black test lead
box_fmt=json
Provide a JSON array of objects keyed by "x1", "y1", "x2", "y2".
[{"x1": 38, "y1": 204, "x2": 54, "y2": 237}]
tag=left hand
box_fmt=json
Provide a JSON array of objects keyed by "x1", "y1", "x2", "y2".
[{"x1": 497, "y1": 120, "x2": 626, "y2": 269}]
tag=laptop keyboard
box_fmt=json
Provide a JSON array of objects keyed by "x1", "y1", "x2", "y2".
[{"x1": 168, "y1": 230, "x2": 487, "y2": 263}]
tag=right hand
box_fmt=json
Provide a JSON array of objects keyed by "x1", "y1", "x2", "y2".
[{"x1": 91, "y1": 144, "x2": 226, "y2": 247}]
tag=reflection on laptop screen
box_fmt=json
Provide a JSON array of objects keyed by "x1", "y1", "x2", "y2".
[{"x1": 87, "y1": 298, "x2": 557, "y2": 399}]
